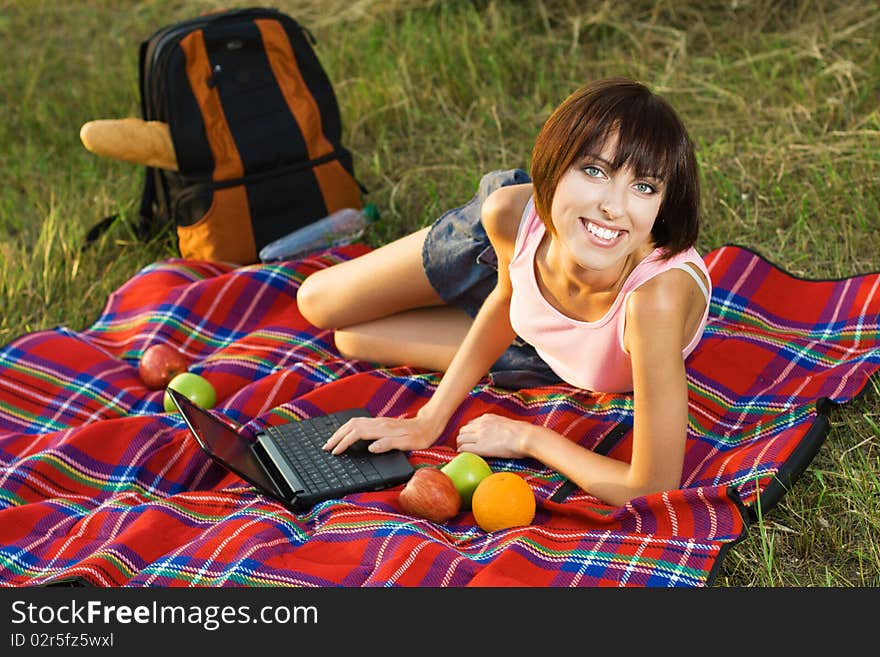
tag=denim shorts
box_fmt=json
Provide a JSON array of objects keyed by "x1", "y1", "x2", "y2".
[{"x1": 422, "y1": 169, "x2": 563, "y2": 389}]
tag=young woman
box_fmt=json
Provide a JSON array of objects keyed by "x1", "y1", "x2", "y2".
[{"x1": 297, "y1": 78, "x2": 710, "y2": 507}]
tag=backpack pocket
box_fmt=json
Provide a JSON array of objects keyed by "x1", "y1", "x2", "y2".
[{"x1": 175, "y1": 183, "x2": 253, "y2": 263}]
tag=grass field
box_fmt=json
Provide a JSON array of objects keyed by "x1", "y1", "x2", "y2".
[{"x1": 1, "y1": 0, "x2": 878, "y2": 586}]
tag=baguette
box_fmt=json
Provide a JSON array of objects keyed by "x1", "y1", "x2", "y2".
[{"x1": 79, "y1": 118, "x2": 178, "y2": 171}]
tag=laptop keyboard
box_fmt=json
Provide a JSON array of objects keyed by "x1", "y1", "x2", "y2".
[{"x1": 265, "y1": 416, "x2": 385, "y2": 492}]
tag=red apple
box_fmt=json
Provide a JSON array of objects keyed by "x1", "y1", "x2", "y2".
[
  {"x1": 398, "y1": 467, "x2": 461, "y2": 523},
  {"x1": 138, "y1": 343, "x2": 189, "y2": 390}
]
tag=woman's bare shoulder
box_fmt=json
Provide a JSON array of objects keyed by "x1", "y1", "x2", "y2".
[
  {"x1": 624, "y1": 267, "x2": 701, "y2": 355},
  {"x1": 480, "y1": 183, "x2": 533, "y2": 256}
]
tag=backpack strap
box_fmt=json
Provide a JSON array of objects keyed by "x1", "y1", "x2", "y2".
[
  {"x1": 137, "y1": 166, "x2": 157, "y2": 239},
  {"x1": 81, "y1": 167, "x2": 156, "y2": 251},
  {"x1": 81, "y1": 214, "x2": 119, "y2": 251}
]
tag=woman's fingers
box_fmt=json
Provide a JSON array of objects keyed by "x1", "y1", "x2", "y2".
[
  {"x1": 455, "y1": 418, "x2": 478, "y2": 449},
  {"x1": 362, "y1": 421, "x2": 417, "y2": 453},
  {"x1": 457, "y1": 413, "x2": 492, "y2": 439},
  {"x1": 323, "y1": 417, "x2": 411, "y2": 454},
  {"x1": 323, "y1": 417, "x2": 371, "y2": 454},
  {"x1": 323, "y1": 414, "x2": 443, "y2": 455},
  {"x1": 323, "y1": 422, "x2": 356, "y2": 454}
]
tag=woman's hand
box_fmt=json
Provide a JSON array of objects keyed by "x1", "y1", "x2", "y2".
[
  {"x1": 455, "y1": 413, "x2": 533, "y2": 459},
  {"x1": 322, "y1": 412, "x2": 444, "y2": 455}
]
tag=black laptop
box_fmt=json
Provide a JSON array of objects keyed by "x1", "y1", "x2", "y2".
[{"x1": 167, "y1": 388, "x2": 414, "y2": 511}]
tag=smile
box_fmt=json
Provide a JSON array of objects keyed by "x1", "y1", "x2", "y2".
[{"x1": 584, "y1": 219, "x2": 623, "y2": 242}]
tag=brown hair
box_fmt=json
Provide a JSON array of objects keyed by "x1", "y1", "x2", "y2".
[{"x1": 530, "y1": 78, "x2": 700, "y2": 257}]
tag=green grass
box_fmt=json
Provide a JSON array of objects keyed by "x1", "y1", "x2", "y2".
[{"x1": 1, "y1": 0, "x2": 878, "y2": 586}]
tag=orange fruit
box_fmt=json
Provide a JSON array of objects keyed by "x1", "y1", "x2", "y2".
[{"x1": 471, "y1": 471, "x2": 536, "y2": 532}]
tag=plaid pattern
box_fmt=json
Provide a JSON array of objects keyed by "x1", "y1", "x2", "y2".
[{"x1": 0, "y1": 245, "x2": 877, "y2": 587}]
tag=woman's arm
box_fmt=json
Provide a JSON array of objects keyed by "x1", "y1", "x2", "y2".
[
  {"x1": 414, "y1": 285, "x2": 517, "y2": 432},
  {"x1": 457, "y1": 271, "x2": 692, "y2": 507},
  {"x1": 323, "y1": 184, "x2": 531, "y2": 454},
  {"x1": 414, "y1": 185, "x2": 530, "y2": 429}
]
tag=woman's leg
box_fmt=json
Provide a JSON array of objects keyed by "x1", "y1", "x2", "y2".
[
  {"x1": 297, "y1": 226, "x2": 473, "y2": 370},
  {"x1": 334, "y1": 305, "x2": 471, "y2": 372},
  {"x1": 298, "y1": 227, "x2": 438, "y2": 329}
]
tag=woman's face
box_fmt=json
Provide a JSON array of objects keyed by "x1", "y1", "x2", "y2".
[{"x1": 548, "y1": 134, "x2": 664, "y2": 275}]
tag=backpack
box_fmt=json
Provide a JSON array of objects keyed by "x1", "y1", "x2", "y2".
[{"x1": 135, "y1": 6, "x2": 364, "y2": 264}]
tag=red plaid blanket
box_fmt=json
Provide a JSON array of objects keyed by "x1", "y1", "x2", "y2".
[{"x1": 0, "y1": 244, "x2": 877, "y2": 587}]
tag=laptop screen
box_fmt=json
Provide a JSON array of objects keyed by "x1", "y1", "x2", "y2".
[{"x1": 169, "y1": 389, "x2": 279, "y2": 497}]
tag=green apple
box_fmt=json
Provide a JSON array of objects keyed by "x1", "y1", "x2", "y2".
[
  {"x1": 440, "y1": 452, "x2": 493, "y2": 509},
  {"x1": 163, "y1": 372, "x2": 216, "y2": 412}
]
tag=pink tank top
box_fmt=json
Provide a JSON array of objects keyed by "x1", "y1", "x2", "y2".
[{"x1": 508, "y1": 198, "x2": 711, "y2": 393}]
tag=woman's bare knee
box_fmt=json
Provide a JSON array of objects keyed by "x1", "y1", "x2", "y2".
[
  {"x1": 334, "y1": 328, "x2": 456, "y2": 371},
  {"x1": 333, "y1": 329, "x2": 375, "y2": 363},
  {"x1": 297, "y1": 269, "x2": 337, "y2": 329},
  {"x1": 298, "y1": 227, "x2": 439, "y2": 330},
  {"x1": 334, "y1": 329, "x2": 409, "y2": 366},
  {"x1": 332, "y1": 307, "x2": 470, "y2": 371}
]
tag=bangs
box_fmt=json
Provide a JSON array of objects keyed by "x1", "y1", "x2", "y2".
[{"x1": 575, "y1": 94, "x2": 682, "y2": 182}]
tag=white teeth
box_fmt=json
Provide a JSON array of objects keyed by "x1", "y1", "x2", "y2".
[{"x1": 587, "y1": 221, "x2": 620, "y2": 241}]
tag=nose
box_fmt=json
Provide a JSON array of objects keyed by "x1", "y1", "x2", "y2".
[{"x1": 599, "y1": 181, "x2": 626, "y2": 219}]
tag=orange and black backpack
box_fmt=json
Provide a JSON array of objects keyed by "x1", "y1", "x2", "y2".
[{"x1": 136, "y1": 6, "x2": 364, "y2": 264}]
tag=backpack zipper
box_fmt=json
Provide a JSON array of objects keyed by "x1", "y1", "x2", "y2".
[{"x1": 171, "y1": 149, "x2": 347, "y2": 222}]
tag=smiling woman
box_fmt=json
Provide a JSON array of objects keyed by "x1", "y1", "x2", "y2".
[{"x1": 298, "y1": 77, "x2": 711, "y2": 507}]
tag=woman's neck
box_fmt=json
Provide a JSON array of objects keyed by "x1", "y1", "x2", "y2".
[{"x1": 541, "y1": 235, "x2": 649, "y2": 299}]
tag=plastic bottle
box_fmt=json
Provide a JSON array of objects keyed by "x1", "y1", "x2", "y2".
[{"x1": 259, "y1": 203, "x2": 380, "y2": 262}]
